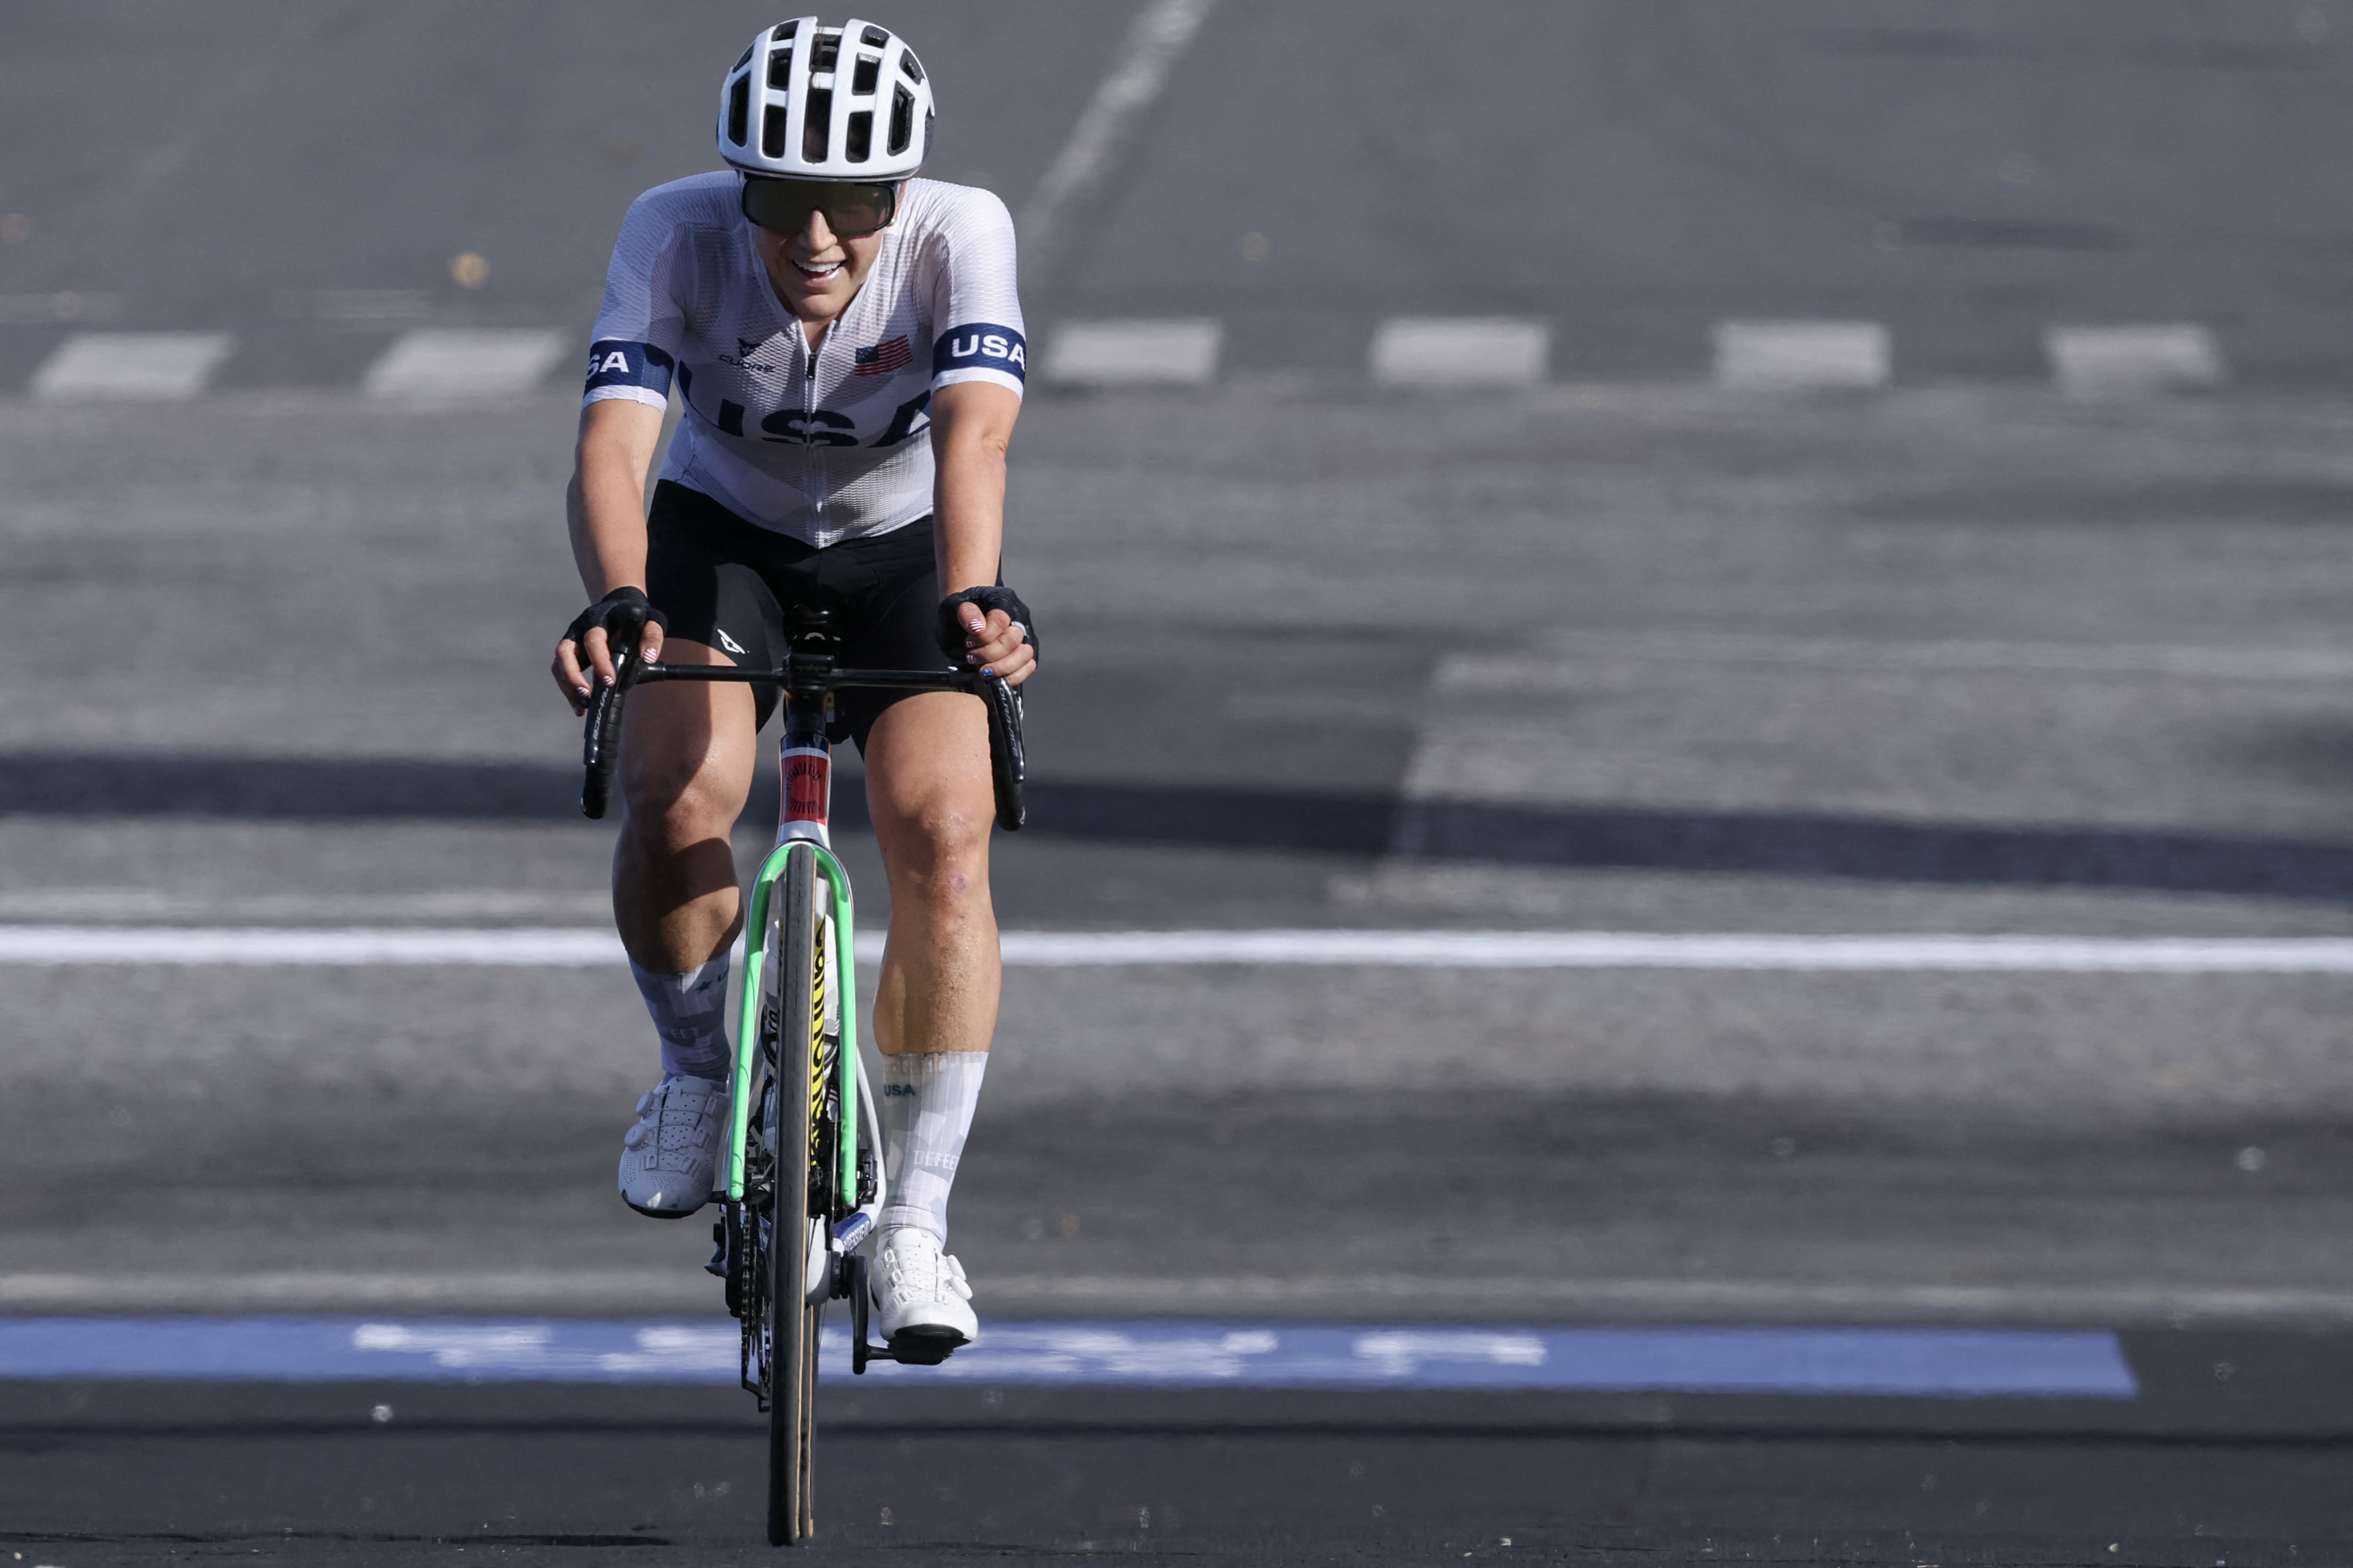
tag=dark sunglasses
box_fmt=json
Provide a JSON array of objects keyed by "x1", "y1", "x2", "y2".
[{"x1": 739, "y1": 176, "x2": 901, "y2": 239}]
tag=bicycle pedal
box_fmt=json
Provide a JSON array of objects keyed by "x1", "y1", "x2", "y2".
[
  {"x1": 882, "y1": 1331, "x2": 963, "y2": 1368},
  {"x1": 853, "y1": 1339, "x2": 916, "y2": 1372}
]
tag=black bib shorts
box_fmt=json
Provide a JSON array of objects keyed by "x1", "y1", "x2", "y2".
[{"x1": 644, "y1": 480, "x2": 944, "y2": 750}]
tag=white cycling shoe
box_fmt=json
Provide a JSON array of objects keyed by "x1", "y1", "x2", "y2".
[
  {"x1": 618, "y1": 1075, "x2": 727, "y2": 1218},
  {"x1": 871, "y1": 1227, "x2": 977, "y2": 1362}
]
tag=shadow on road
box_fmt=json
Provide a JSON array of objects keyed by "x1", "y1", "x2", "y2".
[{"x1": 4, "y1": 751, "x2": 2351, "y2": 902}]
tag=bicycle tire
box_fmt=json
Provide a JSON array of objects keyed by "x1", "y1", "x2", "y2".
[{"x1": 765, "y1": 843, "x2": 824, "y2": 1546}]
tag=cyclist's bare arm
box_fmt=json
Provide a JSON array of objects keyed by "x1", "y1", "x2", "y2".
[
  {"x1": 929, "y1": 380, "x2": 1035, "y2": 686},
  {"x1": 555, "y1": 397, "x2": 669, "y2": 708}
]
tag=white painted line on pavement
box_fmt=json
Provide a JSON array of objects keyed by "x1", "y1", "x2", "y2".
[
  {"x1": 993, "y1": 930, "x2": 2353, "y2": 972},
  {"x1": 5, "y1": 926, "x2": 2353, "y2": 973},
  {"x1": 1468, "y1": 632, "x2": 2353, "y2": 685},
  {"x1": 1370, "y1": 318, "x2": 1551, "y2": 387},
  {"x1": 0, "y1": 926, "x2": 624, "y2": 966},
  {"x1": 362, "y1": 328, "x2": 568, "y2": 401},
  {"x1": 2046, "y1": 323, "x2": 2225, "y2": 397},
  {"x1": 1043, "y1": 318, "x2": 1222, "y2": 387},
  {"x1": 1018, "y1": 0, "x2": 1219, "y2": 263},
  {"x1": 1713, "y1": 319, "x2": 1890, "y2": 390},
  {"x1": 30, "y1": 332, "x2": 235, "y2": 400},
  {"x1": 8, "y1": 1270, "x2": 2348, "y2": 1324}
]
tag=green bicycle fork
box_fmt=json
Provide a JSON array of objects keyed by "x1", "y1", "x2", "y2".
[{"x1": 725, "y1": 838, "x2": 860, "y2": 1211}]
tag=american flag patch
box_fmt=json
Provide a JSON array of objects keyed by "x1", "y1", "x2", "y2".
[{"x1": 854, "y1": 335, "x2": 913, "y2": 376}]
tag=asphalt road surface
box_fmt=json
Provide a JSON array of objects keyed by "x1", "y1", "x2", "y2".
[{"x1": 7, "y1": 3, "x2": 2353, "y2": 1563}]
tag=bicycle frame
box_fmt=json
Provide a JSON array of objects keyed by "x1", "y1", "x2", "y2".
[{"x1": 729, "y1": 822, "x2": 862, "y2": 1214}]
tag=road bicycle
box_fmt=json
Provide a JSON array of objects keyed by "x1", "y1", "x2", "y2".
[{"x1": 581, "y1": 606, "x2": 1025, "y2": 1546}]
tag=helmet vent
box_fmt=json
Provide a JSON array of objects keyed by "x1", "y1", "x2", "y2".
[
  {"x1": 888, "y1": 85, "x2": 913, "y2": 156},
  {"x1": 771, "y1": 21, "x2": 795, "y2": 41},
  {"x1": 801, "y1": 90, "x2": 832, "y2": 161},
  {"x1": 861, "y1": 24, "x2": 889, "y2": 46},
  {"x1": 767, "y1": 47, "x2": 792, "y2": 89},
  {"x1": 852, "y1": 55, "x2": 880, "y2": 95},
  {"x1": 901, "y1": 52, "x2": 924, "y2": 84},
  {"x1": 762, "y1": 103, "x2": 790, "y2": 160},
  {"x1": 728, "y1": 77, "x2": 751, "y2": 147},
  {"x1": 845, "y1": 110, "x2": 872, "y2": 163},
  {"x1": 733, "y1": 44, "x2": 755, "y2": 71},
  {"x1": 812, "y1": 32, "x2": 839, "y2": 71}
]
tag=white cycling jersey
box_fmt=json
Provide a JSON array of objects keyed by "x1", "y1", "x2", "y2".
[{"x1": 583, "y1": 172, "x2": 1025, "y2": 549}]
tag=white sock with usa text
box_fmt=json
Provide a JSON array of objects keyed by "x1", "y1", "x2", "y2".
[{"x1": 877, "y1": 1051, "x2": 988, "y2": 1245}]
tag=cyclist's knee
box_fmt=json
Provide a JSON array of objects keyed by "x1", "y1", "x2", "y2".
[
  {"x1": 877, "y1": 804, "x2": 989, "y2": 900},
  {"x1": 620, "y1": 750, "x2": 746, "y2": 846}
]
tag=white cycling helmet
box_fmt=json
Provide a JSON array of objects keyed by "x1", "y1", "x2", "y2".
[{"x1": 718, "y1": 18, "x2": 933, "y2": 181}]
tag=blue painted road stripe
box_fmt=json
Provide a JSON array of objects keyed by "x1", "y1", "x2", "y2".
[{"x1": 0, "y1": 1318, "x2": 2136, "y2": 1397}]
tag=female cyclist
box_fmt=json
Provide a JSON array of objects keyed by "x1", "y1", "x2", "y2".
[{"x1": 551, "y1": 16, "x2": 1034, "y2": 1362}]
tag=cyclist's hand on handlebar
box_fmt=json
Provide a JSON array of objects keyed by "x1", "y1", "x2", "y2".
[
  {"x1": 939, "y1": 586, "x2": 1038, "y2": 688},
  {"x1": 953, "y1": 603, "x2": 1036, "y2": 687},
  {"x1": 552, "y1": 587, "x2": 667, "y2": 714}
]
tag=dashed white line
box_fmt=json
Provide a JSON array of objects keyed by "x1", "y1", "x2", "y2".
[
  {"x1": 1018, "y1": 0, "x2": 1221, "y2": 265},
  {"x1": 362, "y1": 328, "x2": 568, "y2": 401},
  {"x1": 1370, "y1": 318, "x2": 1551, "y2": 387},
  {"x1": 1713, "y1": 319, "x2": 1890, "y2": 390},
  {"x1": 30, "y1": 331, "x2": 236, "y2": 400},
  {"x1": 1043, "y1": 317, "x2": 1223, "y2": 387},
  {"x1": 3, "y1": 926, "x2": 2352, "y2": 973},
  {"x1": 2045, "y1": 323, "x2": 2225, "y2": 397}
]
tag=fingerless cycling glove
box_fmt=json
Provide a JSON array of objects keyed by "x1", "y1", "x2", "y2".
[
  {"x1": 565, "y1": 586, "x2": 669, "y2": 652},
  {"x1": 935, "y1": 586, "x2": 1037, "y2": 662}
]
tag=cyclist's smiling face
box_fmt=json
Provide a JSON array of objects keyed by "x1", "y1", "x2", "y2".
[{"x1": 750, "y1": 200, "x2": 892, "y2": 327}]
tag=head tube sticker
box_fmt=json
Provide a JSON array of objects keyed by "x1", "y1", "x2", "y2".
[{"x1": 782, "y1": 743, "x2": 831, "y2": 824}]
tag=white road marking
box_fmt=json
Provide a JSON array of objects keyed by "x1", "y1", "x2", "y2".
[
  {"x1": 1370, "y1": 318, "x2": 1551, "y2": 387},
  {"x1": 362, "y1": 328, "x2": 568, "y2": 401},
  {"x1": 992, "y1": 930, "x2": 2353, "y2": 972},
  {"x1": 1712, "y1": 319, "x2": 1890, "y2": 390},
  {"x1": 30, "y1": 332, "x2": 235, "y2": 399},
  {"x1": 1018, "y1": 0, "x2": 1221, "y2": 263},
  {"x1": 0, "y1": 888, "x2": 613, "y2": 923},
  {"x1": 2, "y1": 1272, "x2": 2345, "y2": 1326},
  {"x1": 3, "y1": 925, "x2": 2352, "y2": 973},
  {"x1": 2046, "y1": 323, "x2": 2225, "y2": 397},
  {"x1": 0, "y1": 926, "x2": 623, "y2": 966},
  {"x1": 1460, "y1": 631, "x2": 2353, "y2": 685},
  {"x1": 1043, "y1": 317, "x2": 1223, "y2": 387}
]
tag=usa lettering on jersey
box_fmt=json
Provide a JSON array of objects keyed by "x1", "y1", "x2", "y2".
[
  {"x1": 584, "y1": 339, "x2": 675, "y2": 397},
  {"x1": 932, "y1": 323, "x2": 1026, "y2": 382}
]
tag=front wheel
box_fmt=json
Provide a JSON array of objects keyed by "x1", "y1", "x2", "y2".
[{"x1": 765, "y1": 844, "x2": 824, "y2": 1546}]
